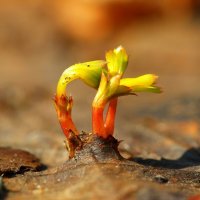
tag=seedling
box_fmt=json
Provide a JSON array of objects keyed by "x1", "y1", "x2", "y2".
[
  {"x1": 54, "y1": 60, "x2": 106, "y2": 137},
  {"x1": 54, "y1": 46, "x2": 161, "y2": 154}
]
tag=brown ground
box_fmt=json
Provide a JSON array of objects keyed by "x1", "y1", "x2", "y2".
[{"x1": 0, "y1": 2, "x2": 200, "y2": 199}]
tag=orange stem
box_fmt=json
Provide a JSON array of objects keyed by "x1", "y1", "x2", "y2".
[
  {"x1": 57, "y1": 111, "x2": 78, "y2": 138},
  {"x1": 104, "y1": 98, "x2": 118, "y2": 136},
  {"x1": 92, "y1": 106, "x2": 106, "y2": 138},
  {"x1": 92, "y1": 98, "x2": 118, "y2": 138},
  {"x1": 54, "y1": 95, "x2": 78, "y2": 138}
]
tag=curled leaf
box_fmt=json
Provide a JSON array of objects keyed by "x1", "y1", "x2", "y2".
[
  {"x1": 57, "y1": 60, "x2": 106, "y2": 97},
  {"x1": 55, "y1": 60, "x2": 106, "y2": 138}
]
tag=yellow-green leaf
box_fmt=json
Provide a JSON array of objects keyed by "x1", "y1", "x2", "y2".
[
  {"x1": 119, "y1": 74, "x2": 161, "y2": 94},
  {"x1": 57, "y1": 60, "x2": 106, "y2": 97},
  {"x1": 106, "y1": 46, "x2": 128, "y2": 77}
]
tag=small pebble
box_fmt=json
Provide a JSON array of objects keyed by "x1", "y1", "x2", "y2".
[{"x1": 154, "y1": 175, "x2": 168, "y2": 184}]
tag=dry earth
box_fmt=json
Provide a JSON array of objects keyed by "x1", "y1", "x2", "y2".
[{"x1": 0, "y1": 2, "x2": 200, "y2": 199}]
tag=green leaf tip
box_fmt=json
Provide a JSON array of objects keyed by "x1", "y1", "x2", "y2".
[
  {"x1": 118, "y1": 74, "x2": 162, "y2": 95},
  {"x1": 106, "y1": 46, "x2": 128, "y2": 77}
]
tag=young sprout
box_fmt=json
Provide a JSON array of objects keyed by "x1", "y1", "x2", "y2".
[
  {"x1": 92, "y1": 46, "x2": 128, "y2": 137},
  {"x1": 92, "y1": 46, "x2": 161, "y2": 138},
  {"x1": 54, "y1": 60, "x2": 106, "y2": 138},
  {"x1": 55, "y1": 46, "x2": 161, "y2": 140}
]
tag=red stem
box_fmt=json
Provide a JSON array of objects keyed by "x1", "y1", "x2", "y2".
[
  {"x1": 58, "y1": 111, "x2": 78, "y2": 138},
  {"x1": 92, "y1": 98, "x2": 118, "y2": 138},
  {"x1": 104, "y1": 98, "x2": 118, "y2": 136},
  {"x1": 54, "y1": 95, "x2": 78, "y2": 138},
  {"x1": 92, "y1": 106, "x2": 106, "y2": 138}
]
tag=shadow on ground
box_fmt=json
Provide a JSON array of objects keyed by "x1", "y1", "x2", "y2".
[{"x1": 133, "y1": 148, "x2": 200, "y2": 169}]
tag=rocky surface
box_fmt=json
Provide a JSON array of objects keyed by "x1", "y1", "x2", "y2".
[
  {"x1": 0, "y1": 133, "x2": 200, "y2": 200},
  {"x1": 0, "y1": 148, "x2": 42, "y2": 174}
]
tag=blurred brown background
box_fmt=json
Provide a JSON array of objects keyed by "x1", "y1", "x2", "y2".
[{"x1": 0, "y1": 0, "x2": 200, "y2": 165}]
